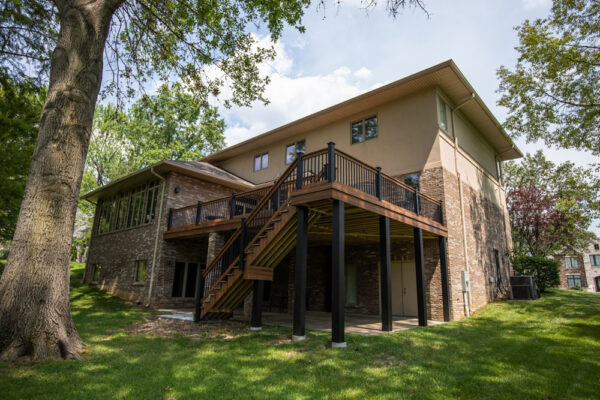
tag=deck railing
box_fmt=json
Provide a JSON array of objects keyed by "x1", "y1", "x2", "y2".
[{"x1": 194, "y1": 143, "x2": 444, "y2": 312}]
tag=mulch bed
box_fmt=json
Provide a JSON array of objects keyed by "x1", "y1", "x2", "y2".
[{"x1": 125, "y1": 316, "x2": 251, "y2": 340}]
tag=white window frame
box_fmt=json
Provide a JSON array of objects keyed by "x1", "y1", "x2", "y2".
[
  {"x1": 565, "y1": 257, "x2": 579, "y2": 269},
  {"x1": 254, "y1": 153, "x2": 269, "y2": 171}
]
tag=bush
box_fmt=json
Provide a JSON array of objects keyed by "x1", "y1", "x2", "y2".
[{"x1": 513, "y1": 255, "x2": 560, "y2": 292}]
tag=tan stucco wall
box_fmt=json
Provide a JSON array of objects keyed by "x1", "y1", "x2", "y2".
[{"x1": 216, "y1": 89, "x2": 441, "y2": 184}]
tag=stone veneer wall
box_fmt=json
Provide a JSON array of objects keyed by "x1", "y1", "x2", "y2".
[{"x1": 420, "y1": 166, "x2": 512, "y2": 320}]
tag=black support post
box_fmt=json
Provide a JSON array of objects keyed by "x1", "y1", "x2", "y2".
[
  {"x1": 379, "y1": 215, "x2": 392, "y2": 331},
  {"x1": 195, "y1": 200, "x2": 203, "y2": 225},
  {"x1": 439, "y1": 236, "x2": 451, "y2": 322},
  {"x1": 167, "y1": 208, "x2": 173, "y2": 230},
  {"x1": 296, "y1": 150, "x2": 305, "y2": 190},
  {"x1": 250, "y1": 280, "x2": 264, "y2": 330},
  {"x1": 193, "y1": 267, "x2": 205, "y2": 323},
  {"x1": 414, "y1": 190, "x2": 427, "y2": 327},
  {"x1": 327, "y1": 142, "x2": 336, "y2": 183},
  {"x1": 376, "y1": 167, "x2": 382, "y2": 200},
  {"x1": 293, "y1": 205, "x2": 309, "y2": 340},
  {"x1": 331, "y1": 200, "x2": 346, "y2": 347}
]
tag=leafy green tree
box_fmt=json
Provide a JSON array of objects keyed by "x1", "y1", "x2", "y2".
[
  {"x1": 0, "y1": 77, "x2": 45, "y2": 242},
  {"x1": 0, "y1": 0, "x2": 427, "y2": 361},
  {"x1": 126, "y1": 83, "x2": 226, "y2": 169},
  {"x1": 497, "y1": 0, "x2": 600, "y2": 155},
  {"x1": 504, "y1": 151, "x2": 597, "y2": 256}
]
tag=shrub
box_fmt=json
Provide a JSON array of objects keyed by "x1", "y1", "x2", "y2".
[{"x1": 513, "y1": 255, "x2": 560, "y2": 292}]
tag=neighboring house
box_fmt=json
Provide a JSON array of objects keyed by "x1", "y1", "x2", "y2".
[
  {"x1": 83, "y1": 60, "x2": 522, "y2": 343},
  {"x1": 558, "y1": 238, "x2": 600, "y2": 292}
]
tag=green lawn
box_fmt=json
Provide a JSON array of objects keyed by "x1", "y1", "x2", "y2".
[{"x1": 1, "y1": 263, "x2": 599, "y2": 399}]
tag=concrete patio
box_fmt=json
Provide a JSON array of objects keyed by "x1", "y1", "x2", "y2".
[{"x1": 158, "y1": 309, "x2": 442, "y2": 335}]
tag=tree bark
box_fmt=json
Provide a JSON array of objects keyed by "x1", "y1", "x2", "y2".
[{"x1": 0, "y1": 1, "x2": 113, "y2": 360}]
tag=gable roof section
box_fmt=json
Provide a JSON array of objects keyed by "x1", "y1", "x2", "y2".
[
  {"x1": 202, "y1": 60, "x2": 522, "y2": 163},
  {"x1": 82, "y1": 160, "x2": 254, "y2": 202}
]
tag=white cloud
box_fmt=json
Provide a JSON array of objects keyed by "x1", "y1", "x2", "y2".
[
  {"x1": 354, "y1": 67, "x2": 372, "y2": 80},
  {"x1": 522, "y1": 0, "x2": 552, "y2": 9},
  {"x1": 220, "y1": 39, "x2": 373, "y2": 146}
]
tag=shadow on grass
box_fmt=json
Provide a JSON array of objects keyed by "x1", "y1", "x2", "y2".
[{"x1": 1, "y1": 268, "x2": 599, "y2": 400}]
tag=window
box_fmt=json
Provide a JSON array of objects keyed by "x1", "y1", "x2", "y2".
[
  {"x1": 172, "y1": 261, "x2": 200, "y2": 298},
  {"x1": 345, "y1": 264, "x2": 358, "y2": 306},
  {"x1": 400, "y1": 172, "x2": 420, "y2": 190},
  {"x1": 565, "y1": 257, "x2": 579, "y2": 269},
  {"x1": 594, "y1": 244, "x2": 599, "y2": 250},
  {"x1": 135, "y1": 260, "x2": 147, "y2": 283},
  {"x1": 351, "y1": 116, "x2": 378, "y2": 144},
  {"x1": 567, "y1": 275, "x2": 581, "y2": 288},
  {"x1": 254, "y1": 153, "x2": 269, "y2": 171},
  {"x1": 590, "y1": 255, "x2": 600, "y2": 266},
  {"x1": 92, "y1": 264, "x2": 102, "y2": 282},
  {"x1": 438, "y1": 97, "x2": 448, "y2": 131},
  {"x1": 94, "y1": 180, "x2": 160, "y2": 235},
  {"x1": 285, "y1": 140, "x2": 306, "y2": 164}
]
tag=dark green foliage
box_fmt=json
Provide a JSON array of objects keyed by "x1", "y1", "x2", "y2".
[
  {"x1": 513, "y1": 255, "x2": 561, "y2": 292},
  {"x1": 0, "y1": 76, "x2": 45, "y2": 242},
  {"x1": 498, "y1": 0, "x2": 600, "y2": 156}
]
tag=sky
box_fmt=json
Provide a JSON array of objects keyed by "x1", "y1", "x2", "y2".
[{"x1": 208, "y1": 0, "x2": 598, "y2": 233}]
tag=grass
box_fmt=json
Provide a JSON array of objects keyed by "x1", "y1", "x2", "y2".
[{"x1": 1, "y1": 263, "x2": 599, "y2": 399}]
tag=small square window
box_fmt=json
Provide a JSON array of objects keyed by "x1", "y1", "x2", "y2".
[
  {"x1": 594, "y1": 244, "x2": 599, "y2": 250},
  {"x1": 439, "y1": 97, "x2": 448, "y2": 131},
  {"x1": 285, "y1": 140, "x2": 305, "y2": 164},
  {"x1": 135, "y1": 260, "x2": 147, "y2": 282},
  {"x1": 254, "y1": 153, "x2": 269, "y2": 171},
  {"x1": 92, "y1": 264, "x2": 102, "y2": 282},
  {"x1": 351, "y1": 116, "x2": 377, "y2": 144},
  {"x1": 565, "y1": 257, "x2": 578, "y2": 269}
]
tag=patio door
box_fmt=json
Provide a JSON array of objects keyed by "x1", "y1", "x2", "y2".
[{"x1": 391, "y1": 261, "x2": 418, "y2": 317}]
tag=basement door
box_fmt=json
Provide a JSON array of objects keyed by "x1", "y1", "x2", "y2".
[{"x1": 391, "y1": 261, "x2": 418, "y2": 317}]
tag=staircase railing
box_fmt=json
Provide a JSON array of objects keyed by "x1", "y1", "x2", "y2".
[{"x1": 198, "y1": 143, "x2": 444, "y2": 312}]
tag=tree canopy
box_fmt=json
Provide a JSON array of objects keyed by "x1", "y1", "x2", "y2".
[
  {"x1": 0, "y1": 77, "x2": 45, "y2": 242},
  {"x1": 497, "y1": 0, "x2": 600, "y2": 155},
  {"x1": 504, "y1": 150, "x2": 598, "y2": 256}
]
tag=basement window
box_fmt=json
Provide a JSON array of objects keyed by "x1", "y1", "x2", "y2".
[
  {"x1": 135, "y1": 260, "x2": 148, "y2": 282},
  {"x1": 351, "y1": 116, "x2": 378, "y2": 144},
  {"x1": 567, "y1": 275, "x2": 581, "y2": 288},
  {"x1": 254, "y1": 153, "x2": 269, "y2": 171},
  {"x1": 172, "y1": 261, "x2": 200, "y2": 298}
]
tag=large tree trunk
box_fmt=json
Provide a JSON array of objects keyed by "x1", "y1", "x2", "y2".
[{"x1": 0, "y1": 2, "x2": 113, "y2": 360}]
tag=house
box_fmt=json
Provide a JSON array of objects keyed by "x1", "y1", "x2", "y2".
[
  {"x1": 82, "y1": 60, "x2": 522, "y2": 345},
  {"x1": 556, "y1": 238, "x2": 600, "y2": 292}
]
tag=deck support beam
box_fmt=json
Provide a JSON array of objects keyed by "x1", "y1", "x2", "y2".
[
  {"x1": 193, "y1": 267, "x2": 205, "y2": 323},
  {"x1": 439, "y1": 236, "x2": 451, "y2": 322},
  {"x1": 331, "y1": 200, "x2": 346, "y2": 348},
  {"x1": 250, "y1": 280, "x2": 264, "y2": 330},
  {"x1": 379, "y1": 216, "x2": 392, "y2": 332},
  {"x1": 293, "y1": 205, "x2": 309, "y2": 341},
  {"x1": 414, "y1": 226, "x2": 427, "y2": 327}
]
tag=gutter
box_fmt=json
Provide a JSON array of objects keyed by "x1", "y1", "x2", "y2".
[{"x1": 146, "y1": 167, "x2": 167, "y2": 307}]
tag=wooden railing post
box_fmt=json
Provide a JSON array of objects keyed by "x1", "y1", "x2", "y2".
[
  {"x1": 229, "y1": 192, "x2": 236, "y2": 218},
  {"x1": 167, "y1": 208, "x2": 173, "y2": 230},
  {"x1": 195, "y1": 200, "x2": 203, "y2": 225},
  {"x1": 296, "y1": 149, "x2": 305, "y2": 190},
  {"x1": 327, "y1": 142, "x2": 336, "y2": 183},
  {"x1": 376, "y1": 167, "x2": 382, "y2": 200}
]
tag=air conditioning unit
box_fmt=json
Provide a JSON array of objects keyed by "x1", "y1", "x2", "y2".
[{"x1": 510, "y1": 276, "x2": 540, "y2": 300}]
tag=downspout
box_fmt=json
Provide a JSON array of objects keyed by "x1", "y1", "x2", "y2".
[
  {"x1": 146, "y1": 168, "x2": 167, "y2": 307},
  {"x1": 450, "y1": 93, "x2": 474, "y2": 317}
]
